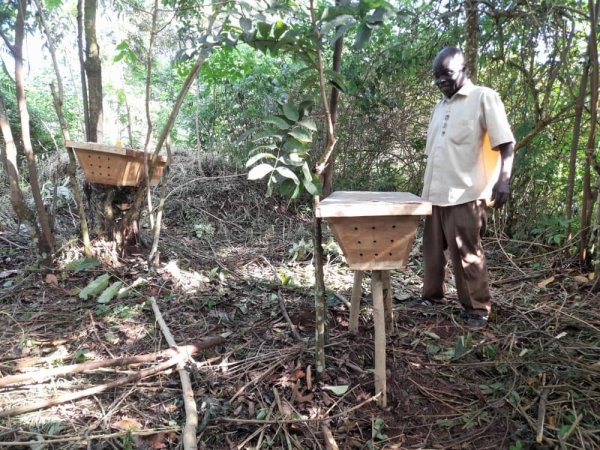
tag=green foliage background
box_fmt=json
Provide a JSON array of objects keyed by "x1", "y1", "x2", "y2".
[{"x1": 0, "y1": 0, "x2": 597, "y2": 251}]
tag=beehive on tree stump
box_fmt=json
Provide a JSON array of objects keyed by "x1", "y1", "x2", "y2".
[{"x1": 66, "y1": 141, "x2": 168, "y2": 187}]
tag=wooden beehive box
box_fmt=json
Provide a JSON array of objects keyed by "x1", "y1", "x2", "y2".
[
  {"x1": 315, "y1": 191, "x2": 432, "y2": 270},
  {"x1": 66, "y1": 141, "x2": 169, "y2": 187}
]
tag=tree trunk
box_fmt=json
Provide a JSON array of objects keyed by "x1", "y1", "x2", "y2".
[
  {"x1": 565, "y1": 62, "x2": 589, "y2": 239},
  {"x1": 588, "y1": 0, "x2": 599, "y2": 269},
  {"x1": 34, "y1": 0, "x2": 93, "y2": 257},
  {"x1": 0, "y1": 94, "x2": 37, "y2": 236},
  {"x1": 465, "y1": 0, "x2": 479, "y2": 83},
  {"x1": 84, "y1": 0, "x2": 103, "y2": 143},
  {"x1": 14, "y1": 0, "x2": 54, "y2": 256},
  {"x1": 77, "y1": 0, "x2": 90, "y2": 141}
]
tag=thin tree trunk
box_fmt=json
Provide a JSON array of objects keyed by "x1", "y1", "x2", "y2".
[
  {"x1": 142, "y1": 0, "x2": 160, "y2": 232},
  {"x1": 77, "y1": 0, "x2": 90, "y2": 140},
  {"x1": 34, "y1": 0, "x2": 92, "y2": 257},
  {"x1": 15, "y1": 0, "x2": 54, "y2": 255},
  {"x1": 587, "y1": 0, "x2": 599, "y2": 269},
  {"x1": 566, "y1": 62, "x2": 589, "y2": 239},
  {"x1": 84, "y1": 0, "x2": 103, "y2": 143},
  {"x1": 309, "y1": 0, "x2": 341, "y2": 374},
  {"x1": 465, "y1": 0, "x2": 479, "y2": 83},
  {"x1": 0, "y1": 94, "x2": 37, "y2": 236}
]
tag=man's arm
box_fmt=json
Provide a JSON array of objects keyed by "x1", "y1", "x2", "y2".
[{"x1": 490, "y1": 142, "x2": 514, "y2": 209}]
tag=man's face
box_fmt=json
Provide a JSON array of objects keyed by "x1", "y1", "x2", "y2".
[{"x1": 433, "y1": 53, "x2": 467, "y2": 98}]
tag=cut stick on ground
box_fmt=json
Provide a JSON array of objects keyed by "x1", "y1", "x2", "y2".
[
  {"x1": 322, "y1": 424, "x2": 340, "y2": 450},
  {"x1": 151, "y1": 297, "x2": 211, "y2": 450},
  {"x1": 0, "y1": 337, "x2": 224, "y2": 418},
  {"x1": 536, "y1": 387, "x2": 549, "y2": 444},
  {"x1": 0, "y1": 345, "x2": 202, "y2": 388}
]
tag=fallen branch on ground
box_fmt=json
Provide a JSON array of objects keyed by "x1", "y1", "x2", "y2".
[
  {"x1": 0, "y1": 336, "x2": 224, "y2": 418},
  {"x1": 150, "y1": 297, "x2": 202, "y2": 450},
  {"x1": 0, "y1": 344, "x2": 208, "y2": 388}
]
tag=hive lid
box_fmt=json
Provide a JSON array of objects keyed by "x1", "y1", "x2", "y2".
[
  {"x1": 315, "y1": 191, "x2": 432, "y2": 218},
  {"x1": 65, "y1": 141, "x2": 169, "y2": 163}
]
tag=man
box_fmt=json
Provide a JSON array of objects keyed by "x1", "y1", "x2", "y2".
[{"x1": 421, "y1": 47, "x2": 515, "y2": 329}]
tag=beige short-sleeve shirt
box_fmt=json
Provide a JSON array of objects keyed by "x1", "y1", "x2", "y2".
[{"x1": 421, "y1": 80, "x2": 515, "y2": 206}]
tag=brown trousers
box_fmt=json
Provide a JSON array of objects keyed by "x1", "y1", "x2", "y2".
[{"x1": 422, "y1": 200, "x2": 491, "y2": 316}]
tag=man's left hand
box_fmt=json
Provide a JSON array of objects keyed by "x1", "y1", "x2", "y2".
[{"x1": 491, "y1": 180, "x2": 510, "y2": 209}]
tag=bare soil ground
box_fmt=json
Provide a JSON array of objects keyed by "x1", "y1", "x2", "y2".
[{"x1": 0, "y1": 154, "x2": 598, "y2": 449}]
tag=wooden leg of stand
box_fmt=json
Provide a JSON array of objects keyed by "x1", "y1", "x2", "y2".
[
  {"x1": 382, "y1": 270, "x2": 394, "y2": 336},
  {"x1": 349, "y1": 270, "x2": 363, "y2": 335},
  {"x1": 371, "y1": 270, "x2": 387, "y2": 407}
]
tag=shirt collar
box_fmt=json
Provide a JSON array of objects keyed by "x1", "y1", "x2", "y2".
[{"x1": 443, "y1": 79, "x2": 475, "y2": 102}]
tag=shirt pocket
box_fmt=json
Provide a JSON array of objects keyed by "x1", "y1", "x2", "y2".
[{"x1": 447, "y1": 119, "x2": 475, "y2": 146}]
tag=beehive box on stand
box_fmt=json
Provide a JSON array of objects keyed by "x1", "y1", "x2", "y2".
[
  {"x1": 66, "y1": 141, "x2": 169, "y2": 187},
  {"x1": 315, "y1": 191, "x2": 432, "y2": 270}
]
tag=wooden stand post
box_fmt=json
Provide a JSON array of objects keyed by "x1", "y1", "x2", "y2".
[
  {"x1": 349, "y1": 271, "x2": 364, "y2": 335},
  {"x1": 371, "y1": 270, "x2": 387, "y2": 407},
  {"x1": 382, "y1": 271, "x2": 394, "y2": 336}
]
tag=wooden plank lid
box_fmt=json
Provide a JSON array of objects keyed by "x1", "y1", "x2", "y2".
[{"x1": 315, "y1": 191, "x2": 432, "y2": 218}]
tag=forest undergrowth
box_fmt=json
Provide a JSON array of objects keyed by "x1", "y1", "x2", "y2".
[{"x1": 0, "y1": 153, "x2": 598, "y2": 449}]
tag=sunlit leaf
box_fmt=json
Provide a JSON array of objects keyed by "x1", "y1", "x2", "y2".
[
  {"x1": 79, "y1": 274, "x2": 110, "y2": 300},
  {"x1": 97, "y1": 281, "x2": 124, "y2": 304},
  {"x1": 276, "y1": 167, "x2": 300, "y2": 184},
  {"x1": 246, "y1": 152, "x2": 277, "y2": 167},
  {"x1": 248, "y1": 163, "x2": 274, "y2": 180},
  {"x1": 322, "y1": 385, "x2": 349, "y2": 395},
  {"x1": 297, "y1": 118, "x2": 317, "y2": 131}
]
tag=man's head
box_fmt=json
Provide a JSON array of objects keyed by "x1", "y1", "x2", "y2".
[{"x1": 433, "y1": 47, "x2": 468, "y2": 98}]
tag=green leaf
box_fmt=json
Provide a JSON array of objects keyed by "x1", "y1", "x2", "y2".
[
  {"x1": 303, "y1": 174, "x2": 322, "y2": 196},
  {"x1": 97, "y1": 281, "x2": 123, "y2": 304},
  {"x1": 282, "y1": 137, "x2": 305, "y2": 153},
  {"x1": 297, "y1": 118, "x2": 317, "y2": 131},
  {"x1": 264, "y1": 115, "x2": 291, "y2": 130},
  {"x1": 421, "y1": 330, "x2": 440, "y2": 340},
  {"x1": 257, "y1": 21, "x2": 272, "y2": 38},
  {"x1": 322, "y1": 385, "x2": 350, "y2": 395},
  {"x1": 454, "y1": 333, "x2": 473, "y2": 359},
  {"x1": 65, "y1": 258, "x2": 100, "y2": 272},
  {"x1": 288, "y1": 127, "x2": 312, "y2": 143},
  {"x1": 275, "y1": 167, "x2": 300, "y2": 184},
  {"x1": 248, "y1": 163, "x2": 274, "y2": 180},
  {"x1": 325, "y1": 69, "x2": 348, "y2": 93},
  {"x1": 282, "y1": 103, "x2": 300, "y2": 122},
  {"x1": 273, "y1": 20, "x2": 288, "y2": 39},
  {"x1": 79, "y1": 274, "x2": 111, "y2": 300},
  {"x1": 239, "y1": 17, "x2": 252, "y2": 32},
  {"x1": 246, "y1": 152, "x2": 277, "y2": 168},
  {"x1": 256, "y1": 407, "x2": 268, "y2": 420},
  {"x1": 354, "y1": 23, "x2": 372, "y2": 50},
  {"x1": 74, "y1": 348, "x2": 92, "y2": 363}
]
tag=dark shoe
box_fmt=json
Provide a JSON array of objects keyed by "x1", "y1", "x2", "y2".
[
  {"x1": 465, "y1": 314, "x2": 488, "y2": 329},
  {"x1": 423, "y1": 297, "x2": 449, "y2": 305}
]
